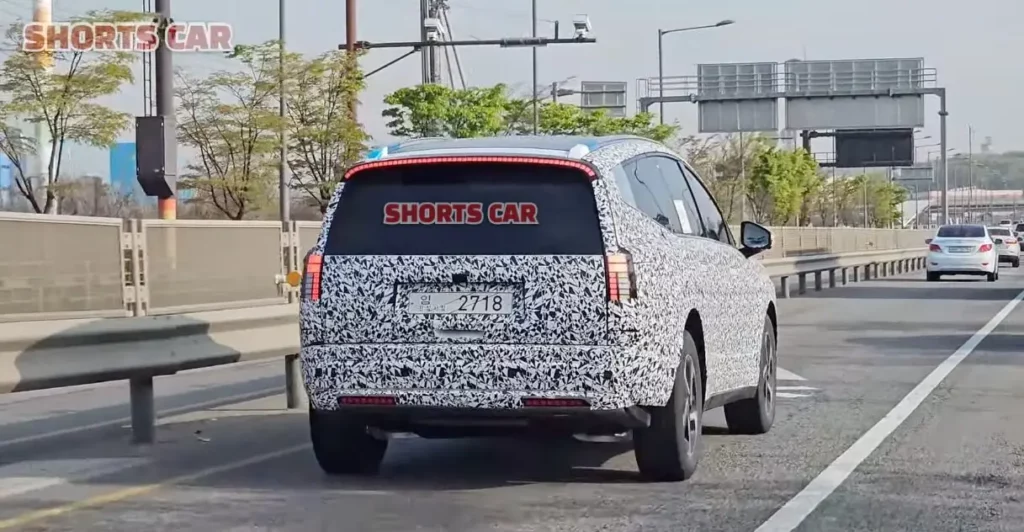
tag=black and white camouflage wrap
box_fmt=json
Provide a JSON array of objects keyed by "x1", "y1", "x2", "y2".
[{"x1": 299, "y1": 137, "x2": 776, "y2": 412}]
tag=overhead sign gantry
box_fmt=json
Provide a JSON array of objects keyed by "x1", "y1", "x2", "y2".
[{"x1": 637, "y1": 57, "x2": 952, "y2": 222}]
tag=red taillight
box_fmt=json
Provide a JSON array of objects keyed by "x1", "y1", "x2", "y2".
[
  {"x1": 339, "y1": 395, "x2": 396, "y2": 406},
  {"x1": 521, "y1": 398, "x2": 590, "y2": 408},
  {"x1": 303, "y1": 253, "x2": 322, "y2": 301},
  {"x1": 1007, "y1": 239, "x2": 1017, "y2": 244},
  {"x1": 979, "y1": 243, "x2": 993, "y2": 252},
  {"x1": 606, "y1": 252, "x2": 637, "y2": 302},
  {"x1": 929, "y1": 244, "x2": 942, "y2": 252},
  {"x1": 344, "y1": 156, "x2": 598, "y2": 181}
]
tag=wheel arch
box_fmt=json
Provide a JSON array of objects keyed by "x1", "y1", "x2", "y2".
[
  {"x1": 684, "y1": 309, "x2": 707, "y2": 401},
  {"x1": 766, "y1": 301, "x2": 778, "y2": 341}
]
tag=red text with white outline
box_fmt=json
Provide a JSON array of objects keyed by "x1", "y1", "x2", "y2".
[{"x1": 383, "y1": 202, "x2": 538, "y2": 225}]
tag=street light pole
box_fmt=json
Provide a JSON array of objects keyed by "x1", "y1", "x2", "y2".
[
  {"x1": 531, "y1": 0, "x2": 538, "y2": 134},
  {"x1": 655, "y1": 20, "x2": 734, "y2": 126},
  {"x1": 657, "y1": 30, "x2": 664, "y2": 124},
  {"x1": 278, "y1": 0, "x2": 289, "y2": 225}
]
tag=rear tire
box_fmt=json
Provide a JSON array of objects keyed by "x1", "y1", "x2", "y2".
[
  {"x1": 987, "y1": 270, "x2": 997, "y2": 282},
  {"x1": 724, "y1": 316, "x2": 777, "y2": 435},
  {"x1": 926, "y1": 272, "x2": 940, "y2": 282},
  {"x1": 633, "y1": 331, "x2": 704, "y2": 482},
  {"x1": 1014, "y1": 258, "x2": 1020, "y2": 268},
  {"x1": 310, "y1": 409, "x2": 387, "y2": 476}
]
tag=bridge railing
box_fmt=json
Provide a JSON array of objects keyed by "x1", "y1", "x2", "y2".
[{"x1": 0, "y1": 212, "x2": 932, "y2": 321}]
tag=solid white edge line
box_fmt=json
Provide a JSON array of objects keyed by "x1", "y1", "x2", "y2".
[{"x1": 754, "y1": 287, "x2": 1024, "y2": 532}]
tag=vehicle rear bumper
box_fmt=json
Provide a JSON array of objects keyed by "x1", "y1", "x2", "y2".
[
  {"x1": 927, "y1": 254, "x2": 996, "y2": 273},
  {"x1": 300, "y1": 343, "x2": 673, "y2": 413}
]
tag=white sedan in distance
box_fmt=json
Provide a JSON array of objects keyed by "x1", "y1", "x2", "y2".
[
  {"x1": 926, "y1": 224, "x2": 999, "y2": 282},
  {"x1": 987, "y1": 226, "x2": 1020, "y2": 268}
]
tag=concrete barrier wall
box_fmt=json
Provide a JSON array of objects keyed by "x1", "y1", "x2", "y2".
[{"x1": 0, "y1": 214, "x2": 934, "y2": 321}]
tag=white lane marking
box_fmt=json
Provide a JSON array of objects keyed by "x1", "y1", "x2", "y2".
[
  {"x1": 777, "y1": 368, "x2": 807, "y2": 381},
  {"x1": 0, "y1": 458, "x2": 148, "y2": 500},
  {"x1": 0, "y1": 387, "x2": 280, "y2": 451},
  {"x1": 754, "y1": 288, "x2": 1024, "y2": 532},
  {"x1": 777, "y1": 386, "x2": 817, "y2": 392},
  {"x1": 777, "y1": 392, "x2": 812, "y2": 399}
]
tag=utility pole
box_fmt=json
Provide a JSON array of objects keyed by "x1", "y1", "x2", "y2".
[
  {"x1": 968, "y1": 125, "x2": 974, "y2": 222},
  {"x1": 427, "y1": 0, "x2": 441, "y2": 83},
  {"x1": 419, "y1": 0, "x2": 429, "y2": 84},
  {"x1": 32, "y1": 0, "x2": 52, "y2": 212},
  {"x1": 531, "y1": 0, "x2": 538, "y2": 134},
  {"x1": 154, "y1": 0, "x2": 175, "y2": 220},
  {"x1": 346, "y1": 0, "x2": 357, "y2": 118},
  {"x1": 278, "y1": 0, "x2": 289, "y2": 225}
]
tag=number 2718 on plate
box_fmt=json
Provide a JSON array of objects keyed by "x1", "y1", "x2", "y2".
[{"x1": 406, "y1": 292, "x2": 513, "y2": 314}]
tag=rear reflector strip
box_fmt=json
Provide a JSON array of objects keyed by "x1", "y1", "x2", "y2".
[
  {"x1": 339, "y1": 395, "x2": 397, "y2": 406},
  {"x1": 344, "y1": 155, "x2": 598, "y2": 181},
  {"x1": 521, "y1": 398, "x2": 590, "y2": 408}
]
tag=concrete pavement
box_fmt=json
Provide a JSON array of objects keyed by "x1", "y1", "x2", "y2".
[{"x1": 1, "y1": 268, "x2": 1023, "y2": 531}]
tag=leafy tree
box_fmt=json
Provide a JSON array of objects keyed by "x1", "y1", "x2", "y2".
[
  {"x1": 0, "y1": 10, "x2": 140, "y2": 213},
  {"x1": 747, "y1": 148, "x2": 820, "y2": 225},
  {"x1": 285, "y1": 48, "x2": 367, "y2": 213},
  {"x1": 175, "y1": 41, "x2": 283, "y2": 220},
  {"x1": 382, "y1": 84, "x2": 509, "y2": 138},
  {"x1": 679, "y1": 133, "x2": 773, "y2": 224},
  {"x1": 528, "y1": 103, "x2": 676, "y2": 141},
  {"x1": 383, "y1": 84, "x2": 678, "y2": 142}
]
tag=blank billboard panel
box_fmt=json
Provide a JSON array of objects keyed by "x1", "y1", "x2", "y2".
[
  {"x1": 785, "y1": 95, "x2": 924, "y2": 130},
  {"x1": 580, "y1": 81, "x2": 627, "y2": 117},
  {"x1": 835, "y1": 129, "x2": 914, "y2": 168},
  {"x1": 783, "y1": 58, "x2": 925, "y2": 94},
  {"x1": 895, "y1": 165, "x2": 934, "y2": 181},
  {"x1": 697, "y1": 62, "x2": 778, "y2": 98},
  {"x1": 698, "y1": 99, "x2": 778, "y2": 133}
]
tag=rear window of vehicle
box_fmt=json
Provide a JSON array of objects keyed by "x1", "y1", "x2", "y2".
[
  {"x1": 936, "y1": 225, "x2": 986, "y2": 238},
  {"x1": 1016, "y1": 223, "x2": 1024, "y2": 233},
  {"x1": 324, "y1": 162, "x2": 605, "y2": 255},
  {"x1": 989, "y1": 227, "x2": 1011, "y2": 236}
]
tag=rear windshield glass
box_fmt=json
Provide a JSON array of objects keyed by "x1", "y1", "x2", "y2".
[
  {"x1": 936, "y1": 225, "x2": 986, "y2": 238},
  {"x1": 1016, "y1": 224, "x2": 1024, "y2": 232},
  {"x1": 989, "y1": 228, "x2": 1011, "y2": 236},
  {"x1": 324, "y1": 162, "x2": 604, "y2": 255}
]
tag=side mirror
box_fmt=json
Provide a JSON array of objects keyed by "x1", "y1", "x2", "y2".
[
  {"x1": 925, "y1": 238, "x2": 933, "y2": 244},
  {"x1": 740, "y1": 221, "x2": 772, "y2": 258}
]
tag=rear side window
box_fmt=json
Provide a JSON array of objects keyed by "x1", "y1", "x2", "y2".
[
  {"x1": 936, "y1": 225, "x2": 986, "y2": 238},
  {"x1": 324, "y1": 162, "x2": 604, "y2": 255}
]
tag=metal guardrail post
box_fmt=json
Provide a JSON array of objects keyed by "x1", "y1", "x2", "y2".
[
  {"x1": 129, "y1": 376, "x2": 156, "y2": 444},
  {"x1": 285, "y1": 353, "x2": 307, "y2": 409},
  {"x1": 126, "y1": 219, "x2": 147, "y2": 316}
]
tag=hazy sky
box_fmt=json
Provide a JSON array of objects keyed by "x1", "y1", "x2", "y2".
[{"x1": 0, "y1": 0, "x2": 1020, "y2": 176}]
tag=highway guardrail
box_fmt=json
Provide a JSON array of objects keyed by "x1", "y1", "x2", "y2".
[
  {"x1": 0, "y1": 244, "x2": 927, "y2": 445},
  {"x1": 0, "y1": 212, "x2": 933, "y2": 322}
]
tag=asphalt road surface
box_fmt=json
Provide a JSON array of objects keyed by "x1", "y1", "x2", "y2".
[{"x1": 1, "y1": 268, "x2": 1023, "y2": 531}]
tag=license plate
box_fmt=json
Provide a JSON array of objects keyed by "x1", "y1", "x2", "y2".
[
  {"x1": 950, "y1": 246, "x2": 975, "y2": 253},
  {"x1": 406, "y1": 292, "x2": 514, "y2": 314}
]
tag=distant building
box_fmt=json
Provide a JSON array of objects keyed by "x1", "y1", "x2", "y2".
[
  {"x1": 0, "y1": 152, "x2": 11, "y2": 208},
  {"x1": 108, "y1": 142, "x2": 194, "y2": 204}
]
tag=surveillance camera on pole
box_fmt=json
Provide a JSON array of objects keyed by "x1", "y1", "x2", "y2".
[
  {"x1": 423, "y1": 17, "x2": 446, "y2": 42},
  {"x1": 572, "y1": 15, "x2": 592, "y2": 39}
]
